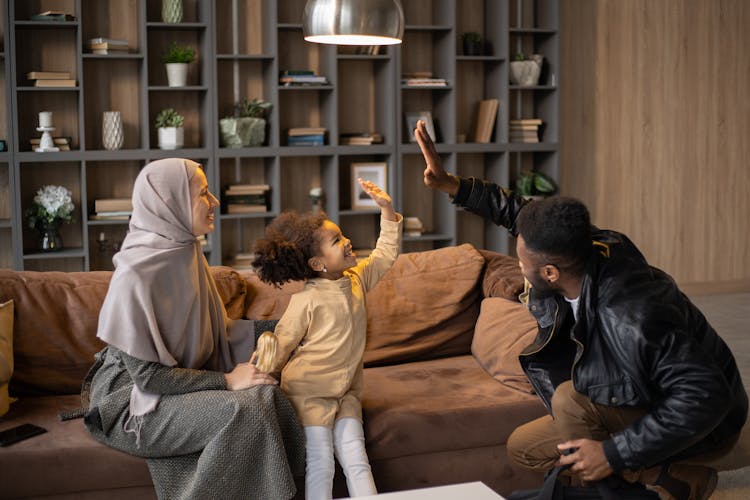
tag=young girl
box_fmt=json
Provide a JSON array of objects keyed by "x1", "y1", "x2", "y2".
[{"x1": 252, "y1": 179, "x2": 402, "y2": 500}]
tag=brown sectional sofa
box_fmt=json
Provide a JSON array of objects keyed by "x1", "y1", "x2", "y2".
[{"x1": 0, "y1": 243, "x2": 546, "y2": 499}]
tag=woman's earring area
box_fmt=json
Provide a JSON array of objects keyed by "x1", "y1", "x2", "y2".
[{"x1": 322, "y1": 267, "x2": 327, "y2": 273}]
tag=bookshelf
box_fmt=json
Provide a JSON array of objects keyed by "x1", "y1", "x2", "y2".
[{"x1": 1, "y1": 0, "x2": 558, "y2": 271}]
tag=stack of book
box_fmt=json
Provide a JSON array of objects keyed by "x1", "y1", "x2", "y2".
[
  {"x1": 404, "y1": 217, "x2": 425, "y2": 237},
  {"x1": 279, "y1": 70, "x2": 328, "y2": 86},
  {"x1": 230, "y1": 252, "x2": 255, "y2": 270},
  {"x1": 223, "y1": 184, "x2": 270, "y2": 214},
  {"x1": 86, "y1": 38, "x2": 129, "y2": 55},
  {"x1": 472, "y1": 98, "x2": 499, "y2": 143},
  {"x1": 29, "y1": 136, "x2": 72, "y2": 151},
  {"x1": 91, "y1": 198, "x2": 132, "y2": 220},
  {"x1": 509, "y1": 119, "x2": 542, "y2": 143},
  {"x1": 287, "y1": 127, "x2": 326, "y2": 146},
  {"x1": 26, "y1": 71, "x2": 76, "y2": 88},
  {"x1": 340, "y1": 132, "x2": 383, "y2": 145},
  {"x1": 401, "y1": 77, "x2": 448, "y2": 87}
]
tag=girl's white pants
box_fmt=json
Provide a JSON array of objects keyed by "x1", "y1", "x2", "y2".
[{"x1": 304, "y1": 417, "x2": 377, "y2": 500}]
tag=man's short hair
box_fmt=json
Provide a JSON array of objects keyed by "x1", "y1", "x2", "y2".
[{"x1": 516, "y1": 196, "x2": 592, "y2": 275}]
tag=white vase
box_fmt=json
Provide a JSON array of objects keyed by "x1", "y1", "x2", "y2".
[
  {"x1": 165, "y1": 63, "x2": 188, "y2": 87},
  {"x1": 102, "y1": 111, "x2": 124, "y2": 150},
  {"x1": 158, "y1": 127, "x2": 184, "y2": 150}
]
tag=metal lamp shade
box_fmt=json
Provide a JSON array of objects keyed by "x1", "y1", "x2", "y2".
[{"x1": 303, "y1": 0, "x2": 404, "y2": 45}]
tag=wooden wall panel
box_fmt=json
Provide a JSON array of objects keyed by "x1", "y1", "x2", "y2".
[{"x1": 561, "y1": 0, "x2": 750, "y2": 291}]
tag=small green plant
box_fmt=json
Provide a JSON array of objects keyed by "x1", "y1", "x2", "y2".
[
  {"x1": 513, "y1": 52, "x2": 528, "y2": 61},
  {"x1": 161, "y1": 42, "x2": 196, "y2": 64},
  {"x1": 155, "y1": 108, "x2": 184, "y2": 128},
  {"x1": 462, "y1": 32, "x2": 482, "y2": 44},
  {"x1": 515, "y1": 170, "x2": 557, "y2": 197},
  {"x1": 234, "y1": 98, "x2": 272, "y2": 119}
]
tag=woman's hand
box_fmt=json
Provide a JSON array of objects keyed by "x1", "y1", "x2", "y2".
[
  {"x1": 224, "y1": 352, "x2": 278, "y2": 391},
  {"x1": 415, "y1": 120, "x2": 459, "y2": 196},
  {"x1": 358, "y1": 178, "x2": 397, "y2": 221}
]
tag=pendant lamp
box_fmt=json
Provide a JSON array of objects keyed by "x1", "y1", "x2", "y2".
[{"x1": 303, "y1": 0, "x2": 404, "y2": 45}]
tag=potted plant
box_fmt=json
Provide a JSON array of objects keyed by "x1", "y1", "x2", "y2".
[
  {"x1": 461, "y1": 32, "x2": 483, "y2": 56},
  {"x1": 155, "y1": 108, "x2": 184, "y2": 150},
  {"x1": 162, "y1": 42, "x2": 195, "y2": 87},
  {"x1": 24, "y1": 184, "x2": 75, "y2": 251},
  {"x1": 219, "y1": 98, "x2": 272, "y2": 148},
  {"x1": 510, "y1": 52, "x2": 543, "y2": 86},
  {"x1": 515, "y1": 170, "x2": 557, "y2": 200}
]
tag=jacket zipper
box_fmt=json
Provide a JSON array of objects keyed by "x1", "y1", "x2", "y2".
[{"x1": 520, "y1": 300, "x2": 560, "y2": 412}]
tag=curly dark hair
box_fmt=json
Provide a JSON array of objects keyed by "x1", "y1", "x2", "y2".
[
  {"x1": 516, "y1": 196, "x2": 592, "y2": 276},
  {"x1": 252, "y1": 210, "x2": 328, "y2": 286}
]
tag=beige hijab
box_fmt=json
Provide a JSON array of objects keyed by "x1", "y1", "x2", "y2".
[{"x1": 97, "y1": 158, "x2": 247, "y2": 437}]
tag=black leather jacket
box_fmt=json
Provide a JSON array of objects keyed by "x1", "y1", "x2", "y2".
[{"x1": 453, "y1": 177, "x2": 747, "y2": 472}]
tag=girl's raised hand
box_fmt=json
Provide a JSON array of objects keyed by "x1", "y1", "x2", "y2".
[{"x1": 357, "y1": 178, "x2": 397, "y2": 221}]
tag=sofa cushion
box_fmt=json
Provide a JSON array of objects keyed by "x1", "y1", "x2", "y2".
[
  {"x1": 363, "y1": 355, "x2": 546, "y2": 461},
  {"x1": 471, "y1": 298, "x2": 537, "y2": 393},
  {"x1": 363, "y1": 244, "x2": 486, "y2": 366},
  {"x1": 1, "y1": 299, "x2": 13, "y2": 416},
  {"x1": 0, "y1": 395, "x2": 153, "y2": 498},
  {"x1": 0, "y1": 267, "x2": 248, "y2": 397},
  {"x1": 241, "y1": 271, "x2": 304, "y2": 320},
  {"x1": 477, "y1": 249, "x2": 524, "y2": 300}
]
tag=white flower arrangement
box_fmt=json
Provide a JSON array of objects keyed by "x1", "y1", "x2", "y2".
[{"x1": 24, "y1": 185, "x2": 75, "y2": 228}]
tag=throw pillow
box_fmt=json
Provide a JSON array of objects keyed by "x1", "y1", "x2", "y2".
[
  {"x1": 1, "y1": 299, "x2": 14, "y2": 416},
  {"x1": 477, "y1": 249, "x2": 524, "y2": 300},
  {"x1": 364, "y1": 243, "x2": 486, "y2": 366},
  {"x1": 471, "y1": 297, "x2": 537, "y2": 393}
]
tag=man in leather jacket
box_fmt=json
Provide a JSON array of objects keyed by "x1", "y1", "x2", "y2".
[{"x1": 414, "y1": 121, "x2": 747, "y2": 500}]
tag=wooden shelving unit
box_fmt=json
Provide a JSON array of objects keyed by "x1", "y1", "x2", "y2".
[{"x1": 0, "y1": 0, "x2": 559, "y2": 272}]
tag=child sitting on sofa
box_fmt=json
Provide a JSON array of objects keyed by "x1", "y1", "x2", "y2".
[{"x1": 252, "y1": 179, "x2": 402, "y2": 500}]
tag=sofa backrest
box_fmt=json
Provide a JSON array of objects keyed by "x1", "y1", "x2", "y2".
[
  {"x1": 0, "y1": 267, "x2": 247, "y2": 396},
  {"x1": 0, "y1": 245, "x2": 523, "y2": 397},
  {"x1": 241, "y1": 244, "x2": 523, "y2": 368}
]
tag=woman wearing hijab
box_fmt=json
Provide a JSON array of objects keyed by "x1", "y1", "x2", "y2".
[{"x1": 82, "y1": 158, "x2": 305, "y2": 499}]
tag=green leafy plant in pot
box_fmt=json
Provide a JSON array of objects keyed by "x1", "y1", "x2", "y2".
[
  {"x1": 461, "y1": 32, "x2": 483, "y2": 56},
  {"x1": 515, "y1": 170, "x2": 557, "y2": 200},
  {"x1": 155, "y1": 108, "x2": 185, "y2": 150},
  {"x1": 219, "y1": 98, "x2": 272, "y2": 148},
  {"x1": 162, "y1": 42, "x2": 196, "y2": 87}
]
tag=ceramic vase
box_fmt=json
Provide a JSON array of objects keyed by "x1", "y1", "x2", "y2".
[
  {"x1": 158, "y1": 127, "x2": 184, "y2": 150},
  {"x1": 165, "y1": 63, "x2": 188, "y2": 87},
  {"x1": 102, "y1": 111, "x2": 124, "y2": 150},
  {"x1": 161, "y1": 0, "x2": 183, "y2": 23}
]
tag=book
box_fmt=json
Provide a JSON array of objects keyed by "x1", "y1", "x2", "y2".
[
  {"x1": 224, "y1": 184, "x2": 270, "y2": 195},
  {"x1": 473, "y1": 98, "x2": 499, "y2": 143},
  {"x1": 280, "y1": 70, "x2": 315, "y2": 76},
  {"x1": 87, "y1": 38, "x2": 129, "y2": 47},
  {"x1": 223, "y1": 194, "x2": 267, "y2": 204},
  {"x1": 30, "y1": 137, "x2": 71, "y2": 146},
  {"x1": 26, "y1": 71, "x2": 71, "y2": 80},
  {"x1": 34, "y1": 79, "x2": 76, "y2": 87},
  {"x1": 510, "y1": 118, "x2": 543, "y2": 125},
  {"x1": 287, "y1": 135, "x2": 324, "y2": 146},
  {"x1": 90, "y1": 214, "x2": 130, "y2": 221},
  {"x1": 227, "y1": 204, "x2": 268, "y2": 214},
  {"x1": 288, "y1": 127, "x2": 326, "y2": 136},
  {"x1": 279, "y1": 76, "x2": 328, "y2": 84},
  {"x1": 95, "y1": 198, "x2": 133, "y2": 213}
]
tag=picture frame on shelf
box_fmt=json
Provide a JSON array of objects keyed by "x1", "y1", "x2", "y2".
[
  {"x1": 351, "y1": 162, "x2": 388, "y2": 210},
  {"x1": 405, "y1": 111, "x2": 436, "y2": 143}
]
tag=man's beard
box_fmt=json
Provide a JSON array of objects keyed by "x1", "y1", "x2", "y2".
[{"x1": 527, "y1": 268, "x2": 558, "y2": 298}]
